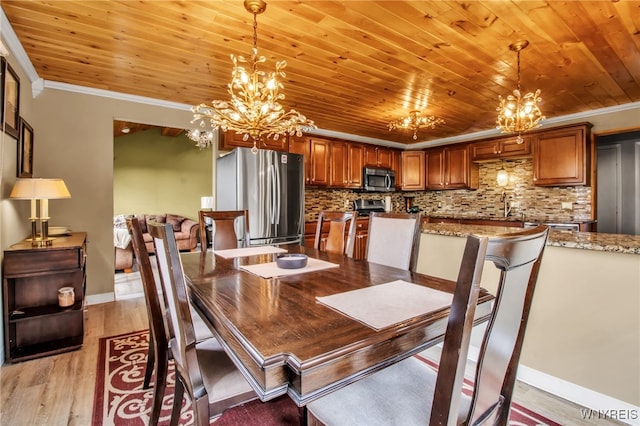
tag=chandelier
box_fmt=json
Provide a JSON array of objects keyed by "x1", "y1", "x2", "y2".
[
  {"x1": 185, "y1": 129, "x2": 215, "y2": 150},
  {"x1": 496, "y1": 40, "x2": 544, "y2": 144},
  {"x1": 189, "y1": 0, "x2": 315, "y2": 153},
  {"x1": 388, "y1": 110, "x2": 445, "y2": 140}
]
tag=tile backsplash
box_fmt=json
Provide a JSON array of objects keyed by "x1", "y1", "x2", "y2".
[{"x1": 305, "y1": 158, "x2": 591, "y2": 223}]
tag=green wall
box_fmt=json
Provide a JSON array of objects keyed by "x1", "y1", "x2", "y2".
[{"x1": 114, "y1": 128, "x2": 212, "y2": 220}]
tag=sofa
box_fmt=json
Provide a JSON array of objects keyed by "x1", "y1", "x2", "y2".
[{"x1": 114, "y1": 213, "x2": 199, "y2": 272}]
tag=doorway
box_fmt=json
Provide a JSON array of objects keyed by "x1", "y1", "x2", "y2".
[{"x1": 596, "y1": 130, "x2": 640, "y2": 235}]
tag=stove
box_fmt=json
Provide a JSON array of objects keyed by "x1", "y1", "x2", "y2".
[{"x1": 353, "y1": 199, "x2": 386, "y2": 217}]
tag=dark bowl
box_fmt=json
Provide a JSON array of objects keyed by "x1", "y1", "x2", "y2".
[{"x1": 276, "y1": 254, "x2": 308, "y2": 269}]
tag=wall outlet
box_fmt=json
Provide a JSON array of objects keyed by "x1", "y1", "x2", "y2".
[
  {"x1": 344, "y1": 199, "x2": 350, "y2": 208},
  {"x1": 561, "y1": 202, "x2": 573, "y2": 210},
  {"x1": 510, "y1": 201, "x2": 520, "y2": 208}
]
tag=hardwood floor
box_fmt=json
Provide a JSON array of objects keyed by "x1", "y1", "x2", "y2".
[{"x1": 0, "y1": 294, "x2": 626, "y2": 425}]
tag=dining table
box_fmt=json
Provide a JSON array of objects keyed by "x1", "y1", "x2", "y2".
[{"x1": 181, "y1": 245, "x2": 494, "y2": 407}]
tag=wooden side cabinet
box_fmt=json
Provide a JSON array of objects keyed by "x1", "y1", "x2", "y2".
[
  {"x1": 3, "y1": 232, "x2": 87, "y2": 362},
  {"x1": 401, "y1": 150, "x2": 425, "y2": 190}
]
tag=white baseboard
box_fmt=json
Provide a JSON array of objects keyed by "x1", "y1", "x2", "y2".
[
  {"x1": 85, "y1": 292, "x2": 115, "y2": 305},
  {"x1": 465, "y1": 345, "x2": 639, "y2": 426}
]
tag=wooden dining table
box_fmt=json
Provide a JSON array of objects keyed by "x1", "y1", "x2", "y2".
[{"x1": 181, "y1": 246, "x2": 494, "y2": 407}]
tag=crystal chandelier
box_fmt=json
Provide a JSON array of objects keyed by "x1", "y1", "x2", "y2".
[
  {"x1": 185, "y1": 129, "x2": 215, "y2": 150},
  {"x1": 388, "y1": 110, "x2": 445, "y2": 140},
  {"x1": 189, "y1": 0, "x2": 315, "y2": 154},
  {"x1": 496, "y1": 40, "x2": 544, "y2": 144}
]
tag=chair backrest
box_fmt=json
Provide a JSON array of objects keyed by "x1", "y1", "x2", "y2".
[
  {"x1": 430, "y1": 225, "x2": 549, "y2": 425},
  {"x1": 314, "y1": 210, "x2": 358, "y2": 257},
  {"x1": 199, "y1": 209, "x2": 249, "y2": 250},
  {"x1": 125, "y1": 217, "x2": 169, "y2": 366},
  {"x1": 148, "y1": 221, "x2": 205, "y2": 397},
  {"x1": 365, "y1": 212, "x2": 422, "y2": 271}
]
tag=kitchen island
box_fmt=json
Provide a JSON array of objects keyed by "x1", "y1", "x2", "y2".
[{"x1": 417, "y1": 223, "x2": 640, "y2": 413}]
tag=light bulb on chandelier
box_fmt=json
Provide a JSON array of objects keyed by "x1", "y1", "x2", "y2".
[
  {"x1": 189, "y1": 0, "x2": 315, "y2": 154},
  {"x1": 496, "y1": 40, "x2": 544, "y2": 143}
]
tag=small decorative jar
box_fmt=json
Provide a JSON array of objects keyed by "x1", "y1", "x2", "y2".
[{"x1": 58, "y1": 287, "x2": 75, "y2": 308}]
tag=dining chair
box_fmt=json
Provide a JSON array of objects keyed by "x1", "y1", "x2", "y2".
[
  {"x1": 365, "y1": 211, "x2": 422, "y2": 271},
  {"x1": 148, "y1": 221, "x2": 257, "y2": 425},
  {"x1": 314, "y1": 210, "x2": 358, "y2": 257},
  {"x1": 198, "y1": 209, "x2": 250, "y2": 250},
  {"x1": 126, "y1": 217, "x2": 169, "y2": 425},
  {"x1": 306, "y1": 225, "x2": 549, "y2": 426}
]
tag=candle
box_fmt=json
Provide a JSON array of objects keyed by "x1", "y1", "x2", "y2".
[
  {"x1": 40, "y1": 199, "x2": 48, "y2": 219},
  {"x1": 30, "y1": 199, "x2": 37, "y2": 219}
]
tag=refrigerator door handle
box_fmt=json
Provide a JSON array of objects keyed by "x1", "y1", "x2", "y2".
[
  {"x1": 269, "y1": 163, "x2": 277, "y2": 224},
  {"x1": 274, "y1": 155, "x2": 281, "y2": 225}
]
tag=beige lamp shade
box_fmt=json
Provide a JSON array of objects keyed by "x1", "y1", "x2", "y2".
[{"x1": 9, "y1": 178, "x2": 71, "y2": 200}]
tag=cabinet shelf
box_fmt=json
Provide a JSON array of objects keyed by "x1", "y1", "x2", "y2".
[
  {"x1": 9, "y1": 301, "x2": 83, "y2": 323},
  {"x1": 9, "y1": 336, "x2": 84, "y2": 362}
]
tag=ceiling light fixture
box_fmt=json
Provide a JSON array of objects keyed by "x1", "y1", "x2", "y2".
[
  {"x1": 186, "y1": 129, "x2": 215, "y2": 150},
  {"x1": 188, "y1": 0, "x2": 315, "y2": 153},
  {"x1": 496, "y1": 40, "x2": 544, "y2": 144},
  {"x1": 388, "y1": 110, "x2": 445, "y2": 141}
]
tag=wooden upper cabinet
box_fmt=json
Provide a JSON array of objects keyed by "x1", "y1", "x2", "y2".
[
  {"x1": 471, "y1": 135, "x2": 532, "y2": 162},
  {"x1": 532, "y1": 123, "x2": 592, "y2": 186},
  {"x1": 219, "y1": 130, "x2": 288, "y2": 152},
  {"x1": 401, "y1": 151, "x2": 425, "y2": 191},
  {"x1": 329, "y1": 141, "x2": 364, "y2": 189},
  {"x1": 364, "y1": 146, "x2": 394, "y2": 169},
  {"x1": 309, "y1": 138, "x2": 330, "y2": 186},
  {"x1": 289, "y1": 135, "x2": 311, "y2": 184},
  {"x1": 329, "y1": 141, "x2": 348, "y2": 187},
  {"x1": 425, "y1": 144, "x2": 478, "y2": 190},
  {"x1": 346, "y1": 143, "x2": 364, "y2": 188}
]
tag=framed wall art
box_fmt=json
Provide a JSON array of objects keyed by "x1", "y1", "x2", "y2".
[
  {"x1": 17, "y1": 118, "x2": 33, "y2": 178},
  {"x1": 1, "y1": 57, "x2": 20, "y2": 138}
]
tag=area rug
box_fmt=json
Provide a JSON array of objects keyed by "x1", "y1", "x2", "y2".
[{"x1": 93, "y1": 330, "x2": 561, "y2": 425}]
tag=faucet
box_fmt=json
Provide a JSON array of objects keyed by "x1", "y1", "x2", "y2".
[{"x1": 500, "y1": 191, "x2": 511, "y2": 218}]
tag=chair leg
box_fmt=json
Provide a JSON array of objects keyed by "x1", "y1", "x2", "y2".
[
  {"x1": 192, "y1": 394, "x2": 210, "y2": 426},
  {"x1": 170, "y1": 378, "x2": 185, "y2": 426},
  {"x1": 143, "y1": 335, "x2": 155, "y2": 389},
  {"x1": 148, "y1": 348, "x2": 168, "y2": 426}
]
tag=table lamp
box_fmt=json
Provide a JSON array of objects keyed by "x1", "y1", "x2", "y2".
[{"x1": 9, "y1": 178, "x2": 71, "y2": 246}]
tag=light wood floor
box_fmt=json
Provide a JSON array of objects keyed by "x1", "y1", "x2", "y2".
[{"x1": 0, "y1": 296, "x2": 625, "y2": 425}]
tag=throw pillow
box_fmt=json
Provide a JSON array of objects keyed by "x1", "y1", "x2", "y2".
[{"x1": 166, "y1": 214, "x2": 183, "y2": 232}]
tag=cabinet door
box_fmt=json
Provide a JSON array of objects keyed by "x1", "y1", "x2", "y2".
[
  {"x1": 445, "y1": 144, "x2": 471, "y2": 189},
  {"x1": 378, "y1": 148, "x2": 394, "y2": 169},
  {"x1": 471, "y1": 136, "x2": 531, "y2": 162},
  {"x1": 533, "y1": 126, "x2": 588, "y2": 186},
  {"x1": 500, "y1": 136, "x2": 531, "y2": 158},
  {"x1": 470, "y1": 140, "x2": 500, "y2": 161},
  {"x1": 401, "y1": 151, "x2": 425, "y2": 191},
  {"x1": 309, "y1": 138, "x2": 330, "y2": 186},
  {"x1": 364, "y1": 146, "x2": 379, "y2": 167},
  {"x1": 347, "y1": 143, "x2": 364, "y2": 188},
  {"x1": 289, "y1": 135, "x2": 310, "y2": 185},
  {"x1": 425, "y1": 148, "x2": 445, "y2": 190},
  {"x1": 329, "y1": 141, "x2": 348, "y2": 187}
]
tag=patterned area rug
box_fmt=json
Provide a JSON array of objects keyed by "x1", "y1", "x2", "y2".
[{"x1": 93, "y1": 330, "x2": 561, "y2": 425}]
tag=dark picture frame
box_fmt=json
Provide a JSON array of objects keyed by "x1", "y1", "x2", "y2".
[
  {"x1": 17, "y1": 118, "x2": 33, "y2": 178},
  {"x1": 1, "y1": 57, "x2": 20, "y2": 138}
]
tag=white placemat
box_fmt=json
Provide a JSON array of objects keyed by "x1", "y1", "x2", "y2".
[
  {"x1": 316, "y1": 280, "x2": 453, "y2": 330},
  {"x1": 213, "y1": 246, "x2": 287, "y2": 259},
  {"x1": 239, "y1": 257, "x2": 339, "y2": 278}
]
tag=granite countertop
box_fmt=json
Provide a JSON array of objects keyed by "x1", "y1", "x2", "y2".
[{"x1": 421, "y1": 223, "x2": 640, "y2": 255}]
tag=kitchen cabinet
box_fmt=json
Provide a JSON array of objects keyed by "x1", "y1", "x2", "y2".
[
  {"x1": 425, "y1": 144, "x2": 478, "y2": 190},
  {"x1": 3, "y1": 232, "x2": 87, "y2": 362},
  {"x1": 533, "y1": 123, "x2": 592, "y2": 186},
  {"x1": 289, "y1": 135, "x2": 311, "y2": 184},
  {"x1": 219, "y1": 130, "x2": 288, "y2": 152},
  {"x1": 470, "y1": 135, "x2": 532, "y2": 162},
  {"x1": 308, "y1": 138, "x2": 331, "y2": 186},
  {"x1": 329, "y1": 141, "x2": 364, "y2": 189},
  {"x1": 364, "y1": 145, "x2": 394, "y2": 169},
  {"x1": 400, "y1": 150, "x2": 425, "y2": 191}
]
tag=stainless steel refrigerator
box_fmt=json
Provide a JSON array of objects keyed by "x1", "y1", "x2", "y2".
[{"x1": 216, "y1": 148, "x2": 304, "y2": 246}]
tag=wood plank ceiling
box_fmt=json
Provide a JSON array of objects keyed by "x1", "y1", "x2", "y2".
[{"x1": 3, "y1": 1, "x2": 640, "y2": 144}]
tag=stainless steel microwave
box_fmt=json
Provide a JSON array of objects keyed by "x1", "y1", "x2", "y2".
[{"x1": 362, "y1": 167, "x2": 395, "y2": 192}]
